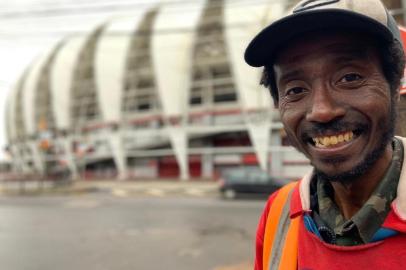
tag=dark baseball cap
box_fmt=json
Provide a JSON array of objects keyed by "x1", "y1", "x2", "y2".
[{"x1": 244, "y1": 0, "x2": 403, "y2": 67}]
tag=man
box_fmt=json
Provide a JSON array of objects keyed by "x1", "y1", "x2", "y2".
[{"x1": 244, "y1": 0, "x2": 406, "y2": 269}]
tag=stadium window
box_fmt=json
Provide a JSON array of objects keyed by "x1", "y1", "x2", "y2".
[
  {"x1": 190, "y1": 96, "x2": 202, "y2": 105},
  {"x1": 137, "y1": 103, "x2": 150, "y2": 111},
  {"x1": 214, "y1": 92, "x2": 236, "y2": 103}
]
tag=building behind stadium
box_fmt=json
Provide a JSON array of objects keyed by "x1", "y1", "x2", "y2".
[{"x1": 5, "y1": 0, "x2": 406, "y2": 181}]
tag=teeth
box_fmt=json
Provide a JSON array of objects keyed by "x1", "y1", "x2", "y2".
[
  {"x1": 315, "y1": 141, "x2": 325, "y2": 148},
  {"x1": 312, "y1": 131, "x2": 354, "y2": 148}
]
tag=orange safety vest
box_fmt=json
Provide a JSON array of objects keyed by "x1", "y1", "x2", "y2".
[{"x1": 263, "y1": 181, "x2": 300, "y2": 270}]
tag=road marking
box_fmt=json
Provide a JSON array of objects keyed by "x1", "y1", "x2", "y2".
[
  {"x1": 177, "y1": 248, "x2": 202, "y2": 258},
  {"x1": 110, "y1": 186, "x2": 218, "y2": 198},
  {"x1": 112, "y1": 189, "x2": 128, "y2": 197},
  {"x1": 184, "y1": 188, "x2": 205, "y2": 196},
  {"x1": 145, "y1": 188, "x2": 165, "y2": 197}
]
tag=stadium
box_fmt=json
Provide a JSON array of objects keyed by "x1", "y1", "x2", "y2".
[{"x1": 5, "y1": 0, "x2": 406, "y2": 181}]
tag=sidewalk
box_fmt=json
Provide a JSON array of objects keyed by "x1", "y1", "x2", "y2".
[{"x1": 0, "y1": 179, "x2": 220, "y2": 197}]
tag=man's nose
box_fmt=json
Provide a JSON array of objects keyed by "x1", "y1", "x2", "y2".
[{"x1": 305, "y1": 88, "x2": 345, "y2": 123}]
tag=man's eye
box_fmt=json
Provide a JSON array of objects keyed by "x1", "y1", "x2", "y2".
[
  {"x1": 286, "y1": 87, "x2": 305, "y2": 96},
  {"x1": 340, "y1": 73, "x2": 362, "y2": 83}
]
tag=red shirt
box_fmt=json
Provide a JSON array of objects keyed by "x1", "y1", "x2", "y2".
[{"x1": 254, "y1": 184, "x2": 406, "y2": 270}]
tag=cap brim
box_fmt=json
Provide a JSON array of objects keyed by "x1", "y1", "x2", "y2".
[{"x1": 244, "y1": 9, "x2": 394, "y2": 67}]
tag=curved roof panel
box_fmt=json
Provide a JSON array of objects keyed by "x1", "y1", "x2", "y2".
[
  {"x1": 152, "y1": 1, "x2": 205, "y2": 117},
  {"x1": 95, "y1": 16, "x2": 144, "y2": 123},
  {"x1": 34, "y1": 41, "x2": 65, "y2": 134},
  {"x1": 50, "y1": 36, "x2": 89, "y2": 130},
  {"x1": 224, "y1": 0, "x2": 282, "y2": 110},
  {"x1": 70, "y1": 23, "x2": 106, "y2": 130},
  {"x1": 122, "y1": 8, "x2": 161, "y2": 120},
  {"x1": 6, "y1": 82, "x2": 18, "y2": 142},
  {"x1": 12, "y1": 68, "x2": 30, "y2": 142},
  {"x1": 23, "y1": 51, "x2": 54, "y2": 137}
]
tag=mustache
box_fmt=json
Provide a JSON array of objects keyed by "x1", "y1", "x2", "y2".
[{"x1": 301, "y1": 119, "x2": 368, "y2": 138}]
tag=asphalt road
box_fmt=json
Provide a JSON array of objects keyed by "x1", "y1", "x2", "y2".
[{"x1": 0, "y1": 193, "x2": 264, "y2": 270}]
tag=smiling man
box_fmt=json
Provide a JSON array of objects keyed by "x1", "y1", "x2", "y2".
[{"x1": 244, "y1": 0, "x2": 406, "y2": 269}]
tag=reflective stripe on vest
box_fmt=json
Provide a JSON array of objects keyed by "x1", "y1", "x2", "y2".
[{"x1": 263, "y1": 181, "x2": 300, "y2": 270}]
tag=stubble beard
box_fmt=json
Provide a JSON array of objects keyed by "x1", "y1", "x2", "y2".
[{"x1": 314, "y1": 99, "x2": 396, "y2": 184}]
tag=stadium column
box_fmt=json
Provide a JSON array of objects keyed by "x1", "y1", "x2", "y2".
[
  {"x1": 246, "y1": 116, "x2": 271, "y2": 172},
  {"x1": 152, "y1": 5, "x2": 200, "y2": 181},
  {"x1": 59, "y1": 137, "x2": 78, "y2": 180},
  {"x1": 108, "y1": 133, "x2": 127, "y2": 181},
  {"x1": 270, "y1": 132, "x2": 283, "y2": 176},
  {"x1": 223, "y1": 0, "x2": 284, "y2": 173},
  {"x1": 167, "y1": 126, "x2": 189, "y2": 181},
  {"x1": 11, "y1": 144, "x2": 29, "y2": 174},
  {"x1": 9, "y1": 145, "x2": 18, "y2": 173},
  {"x1": 28, "y1": 141, "x2": 45, "y2": 176},
  {"x1": 202, "y1": 153, "x2": 213, "y2": 179}
]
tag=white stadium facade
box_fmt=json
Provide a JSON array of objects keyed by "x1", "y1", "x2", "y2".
[{"x1": 6, "y1": 0, "x2": 406, "y2": 181}]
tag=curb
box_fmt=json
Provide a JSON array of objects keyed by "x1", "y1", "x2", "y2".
[{"x1": 0, "y1": 180, "x2": 220, "y2": 197}]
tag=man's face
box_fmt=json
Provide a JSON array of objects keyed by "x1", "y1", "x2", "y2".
[{"x1": 273, "y1": 32, "x2": 396, "y2": 181}]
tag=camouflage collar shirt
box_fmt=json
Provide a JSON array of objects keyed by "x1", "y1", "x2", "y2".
[{"x1": 310, "y1": 138, "x2": 403, "y2": 246}]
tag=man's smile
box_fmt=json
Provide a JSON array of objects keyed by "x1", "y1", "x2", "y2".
[
  {"x1": 301, "y1": 121, "x2": 367, "y2": 153},
  {"x1": 303, "y1": 129, "x2": 364, "y2": 160},
  {"x1": 311, "y1": 131, "x2": 354, "y2": 148}
]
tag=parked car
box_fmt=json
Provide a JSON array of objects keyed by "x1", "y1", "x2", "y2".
[{"x1": 218, "y1": 168, "x2": 295, "y2": 199}]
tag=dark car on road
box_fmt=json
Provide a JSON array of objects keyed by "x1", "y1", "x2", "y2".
[{"x1": 218, "y1": 167, "x2": 295, "y2": 199}]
